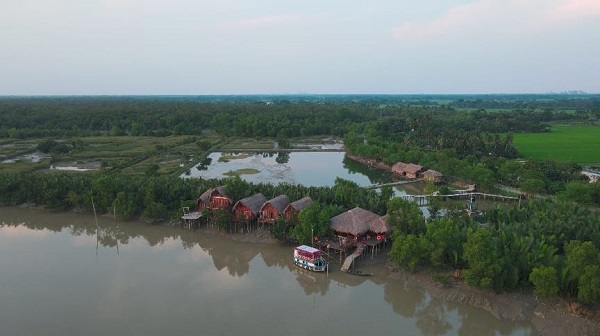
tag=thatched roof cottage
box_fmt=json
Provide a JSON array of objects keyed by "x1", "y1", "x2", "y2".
[
  {"x1": 232, "y1": 193, "x2": 268, "y2": 222},
  {"x1": 196, "y1": 186, "x2": 232, "y2": 211},
  {"x1": 330, "y1": 207, "x2": 390, "y2": 237},
  {"x1": 258, "y1": 195, "x2": 290, "y2": 224},
  {"x1": 283, "y1": 196, "x2": 314, "y2": 221}
]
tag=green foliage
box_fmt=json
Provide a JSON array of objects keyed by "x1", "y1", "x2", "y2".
[
  {"x1": 520, "y1": 178, "x2": 546, "y2": 196},
  {"x1": 422, "y1": 218, "x2": 467, "y2": 268},
  {"x1": 387, "y1": 197, "x2": 426, "y2": 236},
  {"x1": 529, "y1": 266, "x2": 559, "y2": 298},
  {"x1": 292, "y1": 202, "x2": 333, "y2": 245},
  {"x1": 270, "y1": 217, "x2": 294, "y2": 244},
  {"x1": 565, "y1": 241, "x2": 600, "y2": 280},
  {"x1": 578, "y1": 265, "x2": 600, "y2": 304},
  {"x1": 389, "y1": 233, "x2": 423, "y2": 272},
  {"x1": 37, "y1": 139, "x2": 70, "y2": 154},
  {"x1": 463, "y1": 228, "x2": 501, "y2": 289}
]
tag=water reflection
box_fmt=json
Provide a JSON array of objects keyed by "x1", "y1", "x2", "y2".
[
  {"x1": 182, "y1": 152, "x2": 408, "y2": 189},
  {"x1": 0, "y1": 207, "x2": 538, "y2": 336}
]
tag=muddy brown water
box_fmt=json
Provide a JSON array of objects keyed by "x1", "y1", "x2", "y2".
[{"x1": 0, "y1": 207, "x2": 537, "y2": 336}]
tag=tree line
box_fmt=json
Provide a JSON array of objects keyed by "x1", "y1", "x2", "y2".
[{"x1": 388, "y1": 197, "x2": 600, "y2": 304}]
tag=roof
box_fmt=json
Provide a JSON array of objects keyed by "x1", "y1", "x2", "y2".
[
  {"x1": 369, "y1": 214, "x2": 391, "y2": 234},
  {"x1": 422, "y1": 169, "x2": 443, "y2": 178},
  {"x1": 295, "y1": 245, "x2": 320, "y2": 254},
  {"x1": 330, "y1": 207, "x2": 385, "y2": 236},
  {"x1": 391, "y1": 162, "x2": 407, "y2": 172},
  {"x1": 260, "y1": 195, "x2": 290, "y2": 213},
  {"x1": 403, "y1": 163, "x2": 423, "y2": 174},
  {"x1": 197, "y1": 186, "x2": 231, "y2": 203},
  {"x1": 234, "y1": 193, "x2": 268, "y2": 214},
  {"x1": 284, "y1": 196, "x2": 313, "y2": 212}
]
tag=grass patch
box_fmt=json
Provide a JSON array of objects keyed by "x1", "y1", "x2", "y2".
[
  {"x1": 218, "y1": 154, "x2": 252, "y2": 162},
  {"x1": 223, "y1": 168, "x2": 260, "y2": 176},
  {"x1": 513, "y1": 125, "x2": 600, "y2": 165}
]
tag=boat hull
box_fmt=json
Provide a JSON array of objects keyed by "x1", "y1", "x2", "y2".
[{"x1": 293, "y1": 257, "x2": 327, "y2": 272}]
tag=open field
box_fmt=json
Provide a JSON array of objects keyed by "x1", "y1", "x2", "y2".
[
  {"x1": 0, "y1": 135, "x2": 222, "y2": 175},
  {"x1": 513, "y1": 124, "x2": 600, "y2": 165}
]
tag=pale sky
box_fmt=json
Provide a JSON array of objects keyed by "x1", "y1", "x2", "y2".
[{"x1": 1, "y1": 0, "x2": 599, "y2": 95}]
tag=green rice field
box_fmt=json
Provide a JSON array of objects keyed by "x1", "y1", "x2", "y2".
[{"x1": 513, "y1": 125, "x2": 600, "y2": 165}]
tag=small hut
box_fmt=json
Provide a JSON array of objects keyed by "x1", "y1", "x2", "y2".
[
  {"x1": 422, "y1": 169, "x2": 444, "y2": 184},
  {"x1": 283, "y1": 196, "x2": 314, "y2": 222},
  {"x1": 258, "y1": 195, "x2": 290, "y2": 224},
  {"x1": 391, "y1": 162, "x2": 407, "y2": 175},
  {"x1": 392, "y1": 162, "x2": 424, "y2": 179},
  {"x1": 403, "y1": 163, "x2": 424, "y2": 179},
  {"x1": 232, "y1": 193, "x2": 268, "y2": 222},
  {"x1": 196, "y1": 186, "x2": 232, "y2": 211}
]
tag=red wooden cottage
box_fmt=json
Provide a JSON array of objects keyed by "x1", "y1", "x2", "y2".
[
  {"x1": 258, "y1": 195, "x2": 290, "y2": 225},
  {"x1": 283, "y1": 196, "x2": 313, "y2": 222},
  {"x1": 195, "y1": 186, "x2": 232, "y2": 211},
  {"x1": 232, "y1": 193, "x2": 268, "y2": 223}
]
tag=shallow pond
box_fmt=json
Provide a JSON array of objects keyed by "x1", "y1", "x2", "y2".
[
  {"x1": 182, "y1": 152, "x2": 422, "y2": 196},
  {"x1": 0, "y1": 207, "x2": 537, "y2": 336}
]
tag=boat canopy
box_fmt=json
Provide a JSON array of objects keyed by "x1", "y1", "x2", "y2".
[{"x1": 295, "y1": 245, "x2": 321, "y2": 258}]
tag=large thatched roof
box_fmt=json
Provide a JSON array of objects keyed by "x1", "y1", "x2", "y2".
[
  {"x1": 260, "y1": 195, "x2": 290, "y2": 213},
  {"x1": 234, "y1": 193, "x2": 268, "y2": 215},
  {"x1": 369, "y1": 214, "x2": 391, "y2": 234},
  {"x1": 285, "y1": 196, "x2": 313, "y2": 213},
  {"x1": 330, "y1": 207, "x2": 387, "y2": 236}
]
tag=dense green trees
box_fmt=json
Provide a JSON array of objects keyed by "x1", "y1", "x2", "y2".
[{"x1": 386, "y1": 197, "x2": 600, "y2": 303}]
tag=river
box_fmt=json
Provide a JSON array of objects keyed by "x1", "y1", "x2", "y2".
[{"x1": 0, "y1": 207, "x2": 537, "y2": 336}]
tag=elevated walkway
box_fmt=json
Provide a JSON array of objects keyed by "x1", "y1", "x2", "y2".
[{"x1": 341, "y1": 243, "x2": 366, "y2": 272}]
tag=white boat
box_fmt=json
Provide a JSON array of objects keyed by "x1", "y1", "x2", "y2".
[{"x1": 293, "y1": 245, "x2": 327, "y2": 272}]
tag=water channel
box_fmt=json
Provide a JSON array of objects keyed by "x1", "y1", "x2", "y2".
[{"x1": 0, "y1": 207, "x2": 538, "y2": 336}]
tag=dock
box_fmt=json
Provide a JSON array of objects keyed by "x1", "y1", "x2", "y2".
[
  {"x1": 180, "y1": 207, "x2": 203, "y2": 230},
  {"x1": 341, "y1": 243, "x2": 366, "y2": 272}
]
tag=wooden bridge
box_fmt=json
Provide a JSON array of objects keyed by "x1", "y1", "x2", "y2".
[
  {"x1": 365, "y1": 179, "x2": 423, "y2": 189},
  {"x1": 341, "y1": 243, "x2": 366, "y2": 272},
  {"x1": 400, "y1": 192, "x2": 519, "y2": 206}
]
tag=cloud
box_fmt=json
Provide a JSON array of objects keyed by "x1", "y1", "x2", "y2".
[
  {"x1": 393, "y1": 0, "x2": 600, "y2": 41},
  {"x1": 219, "y1": 13, "x2": 326, "y2": 31}
]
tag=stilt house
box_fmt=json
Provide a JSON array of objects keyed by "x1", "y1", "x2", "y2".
[
  {"x1": 195, "y1": 186, "x2": 232, "y2": 211},
  {"x1": 283, "y1": 196, "x2": 314, "y2": 222},
  {"x1": 232, "y1": 193, "x2": 268, "y2": 223},
  {"x1": 330, "y1": 207, "x2": 390, "y2": 238},
  {"x1": 258, "y1": 195, "x2": 290, "y2": 224}
]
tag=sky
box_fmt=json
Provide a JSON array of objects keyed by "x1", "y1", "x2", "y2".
[{"x1": 1, "y1": 0, "x2": 599, "y2": 95}]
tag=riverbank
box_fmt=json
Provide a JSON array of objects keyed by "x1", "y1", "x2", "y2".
[
  {"x1": 387, "y1": 267, "x2": 600, "y2": 336},
  {"x1": 191, "y1": 223, "x2": 600, "y2": 335}
]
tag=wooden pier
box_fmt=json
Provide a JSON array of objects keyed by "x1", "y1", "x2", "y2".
[
  {"x1": 341, "y1": 243, "x2": 366, "y2": 272},
  {"x1": 180, "y1": 207, "x2": 203, "y2": 230}
]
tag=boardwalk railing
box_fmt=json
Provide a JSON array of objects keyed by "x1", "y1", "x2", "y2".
[
  {"x1": 365, "y1": 179, "x2": 423, "y2": 189},
  {"x1": 400, "y1": 192, "x2": 519, "y2": 206}
]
